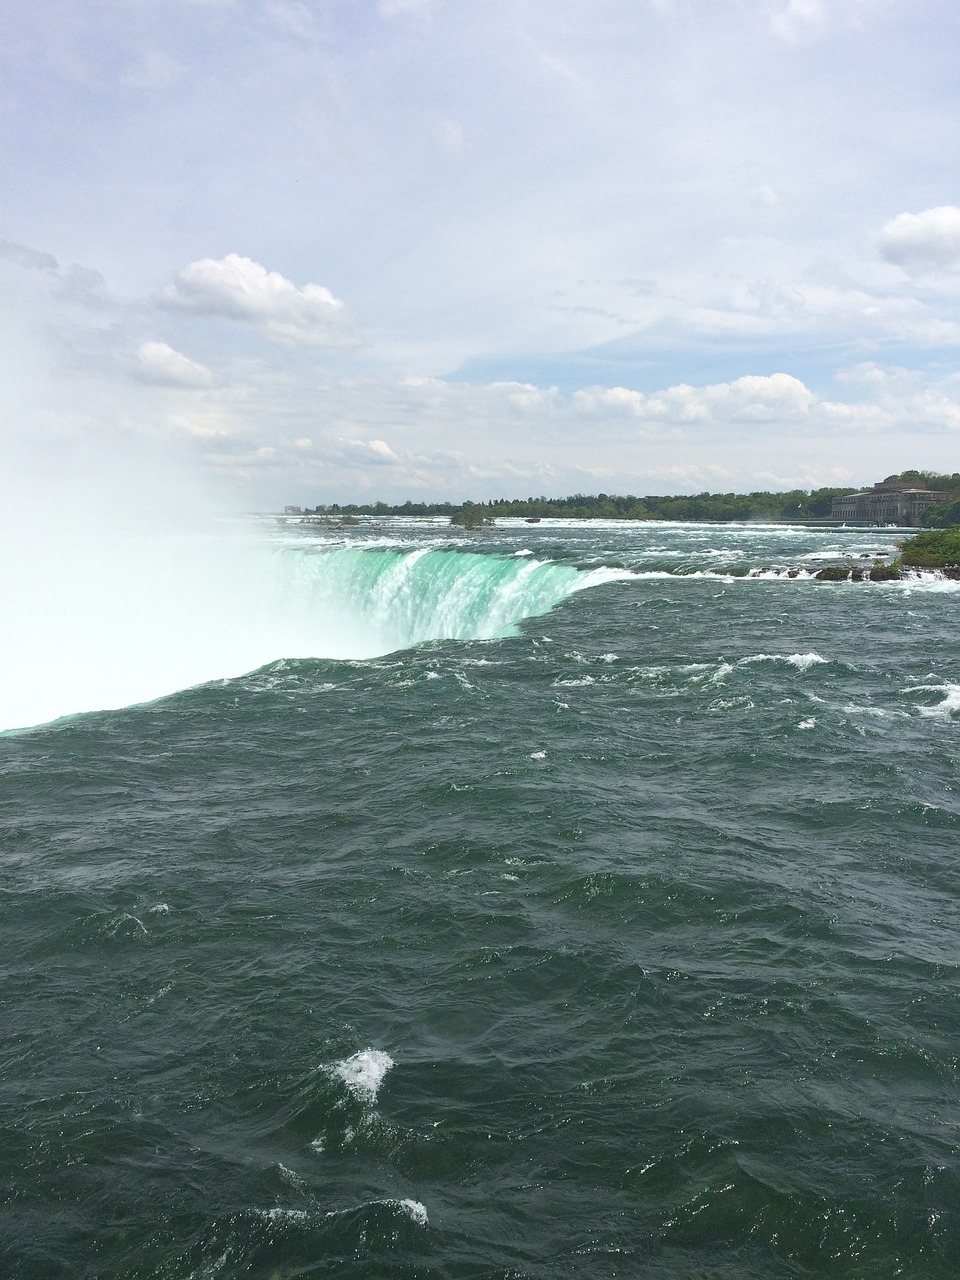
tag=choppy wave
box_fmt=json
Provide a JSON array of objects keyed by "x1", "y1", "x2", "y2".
[{"x1": 329, "y1": 1049, "x2": 395, "y2": 1103}]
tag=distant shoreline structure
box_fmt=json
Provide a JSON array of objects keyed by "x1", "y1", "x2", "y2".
[{"x1": 287, "y1": 469, "x2": 960, "y2": 528}]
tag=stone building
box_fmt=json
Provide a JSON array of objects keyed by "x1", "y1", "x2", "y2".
[{"x1": 831, "y1": 482, "x2": 948, "y2": 525}]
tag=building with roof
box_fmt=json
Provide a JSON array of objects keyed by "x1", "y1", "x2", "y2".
[{"x1": 831, "y1": 482, "x2": 948, "y2": 525}]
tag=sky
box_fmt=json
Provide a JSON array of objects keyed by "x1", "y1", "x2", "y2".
[{"x1": 2, "y1": 0, "x2": 960, "y2": 509}]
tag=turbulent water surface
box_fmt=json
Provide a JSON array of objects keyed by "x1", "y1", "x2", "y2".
[{"x1": 2, "y1": 518, "x2": 959, "y2": 1279}]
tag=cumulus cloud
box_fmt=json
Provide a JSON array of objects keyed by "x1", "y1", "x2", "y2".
[
  {"x1": 162, "y1": 254, "x2": 360, "y2": 347},
  {"x1": 136, "y1": 341, "x2": 214, "y2": 388},
  {"x1": 574, "y1": 373, "x2": 814, "y2": 425},
  {"x1": 488, "y1": 381, "x2": 558, "y2": 409},
  {"x1": 338, "y1": 437, "x2": 402, "y2": 464},
  {"x1": 878, "y1": 206, "x2": 960, "y2": 276}
]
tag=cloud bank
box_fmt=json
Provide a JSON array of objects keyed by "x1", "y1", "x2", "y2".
[
  {"x1": 162, "y1": 255, "x2": 360, "y2": 347},
  {"x1": 136, "y1": 341, "x2": 214, "y2": 387},
  {"x1": 878, "y1": 207, "x2": 960, "y2": 276},
  {"x1": 2, "y1": 0, "x2": 960, "y2": 509}
]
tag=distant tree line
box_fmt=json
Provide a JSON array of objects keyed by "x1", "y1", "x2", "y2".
[
  {"x1": 897, "y1": 469, "x2": 960, "y2": 527},
  {"x1": 307, "y1": 472, "x2": 960, "y2": 525},
  {"x1": 897, "y1": 526, "x2": 960, "y2": 569},
  {"x1": 310, "y1": 487, "x2": 857, "y2": 523}
]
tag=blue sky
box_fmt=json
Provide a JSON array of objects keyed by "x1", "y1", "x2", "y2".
[{"x1": 3, "y1": 0, "x2": 960, "y2": 508}]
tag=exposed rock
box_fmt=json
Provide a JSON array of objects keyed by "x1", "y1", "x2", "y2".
[{"x1": 867, "y1": 564, "x2": 901, "y2": 581}]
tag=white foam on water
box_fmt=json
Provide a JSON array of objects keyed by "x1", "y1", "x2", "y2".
[
  {"x1": 708, "y1": 697, "x2": 755, "y2": 712},
  {"x1": 744, "y1": 567, "x2": 818, "y2": 579},
  {"x1": 330, "y1": 1048, "x2": 394, "y2": 1103},
  {"x1": 394, "y1": 1199, "x2": 429, "y2": 1226},
  {"x1": 255, "y1": 1207, "x2": 311, "y2": 1224},
  {"x1": 906, "y1": 684, "x2": 960, "y2": 718},
  {"x1": 797, "y1": 718, "x2": 817, "y2": 730},
  {"x1": 277, "y1": 1163, "x2": 307, "y2": 1190},
  {"x1": 739, "y1": 652, "x2": 827, "y2": 671},
  {"x1": 321, "y1": 1198, "x2": 428, "y2": 1227},
  {"x1": 786, "y1": 653, "x2": 827, "y2": 671},
  {"x1": 897, "y1": 572, "x2": 960, "y2": 594},
  {"x1": 529, "y1": 750, "x2": 547, "y2": 760},
  {"x1": 708, "y1": 661, "x2": 735, "y2": 684},
  {"x1": 842, "y1": 703, "x2": 898, "y2": 719}
]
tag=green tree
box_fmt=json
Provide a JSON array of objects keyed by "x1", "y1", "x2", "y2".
[
  {"x1": 450, "y1": 502, "x2": 493, "y2": 529},
  {"x1": 898, "y1": 527, "x2": 960, "y2": 567}
]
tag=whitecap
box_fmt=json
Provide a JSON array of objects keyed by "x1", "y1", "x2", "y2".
[
  {"x1": 908, "y1": 684, "x2": 960, "y2": 718},
  {"x1": 330, "y1": 1048, "x2": 394, "y2": 1103},
  {"x1": 278, "y1": 1163, "x2": 307, "y2": 1190},
  {"x1": 738, "y1": 652, "x2": 826, "y2": 671},
  {"x1": 529, "y1": 750, "x2": 547, "y2": 760},
  {"x1": 708, "y1": 697, "x2": 754, "y2": 711},
  {"x1": 842, "y1": 703, "x2": 894, "y2": 718},
  {"x1": 251, "y1": 1207, "x2": 311, "y2": 1224},
  {"x1": 394, "y1": 1198, "x2": 428, "y2": 1226},
  {"x1": 321, "y1": 1198, "x2": 428, "y2": 1227},
  {"x1": 797, "y1": 718, "x2": 816, "y2": 730},
  {"x1": 786, "y1": 653, "x2": 828, "y2": 671},
  {"x1": 707, "y1": 662, "x2": 735, "y2": 684}
]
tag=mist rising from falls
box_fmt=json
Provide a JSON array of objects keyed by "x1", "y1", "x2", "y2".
[{"x1": 0, "y1": 525, "x2": 621, "y2": 732}]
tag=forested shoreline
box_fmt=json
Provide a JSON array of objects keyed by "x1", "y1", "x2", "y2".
[
  {"x1": 306, "y1": 470, "x2": 960, "y2": 526},
  {"x1": 309, "y1": 487, "x2": 850, "y2": 523}
]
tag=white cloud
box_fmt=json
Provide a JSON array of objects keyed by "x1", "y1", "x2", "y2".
[
  {"x1": 574, "y1": 373, "x2": 815, "y2": 425},
  {"x1": 770, "y1": 0, "x2": 827, "y2": 42},
  {"x1": 878, "y1": 207, "x2": 960, "y2": 276},
  {"x1": 162, "y1": 254, "x2": 360, "y2": 347},
  {"x1": 136, "y1": 341, "x2": 214, "y2": 388},
  {"x1": 488, "y1": 381, "x2": 558, "y2": 409},
  {"x1": 342, "y1": 437, "x2": 401, "y2": 464}
]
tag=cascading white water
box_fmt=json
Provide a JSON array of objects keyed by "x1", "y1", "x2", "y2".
[{"x1": 0, "y1": 522, "x2": 627, "y2": 733}]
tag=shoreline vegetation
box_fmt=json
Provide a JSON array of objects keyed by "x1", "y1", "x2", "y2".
[
  {"x1": 304, "y1": 470, "x2": 960, "y2": 530},
  {"x1": 298, "y1": 471, "x2": 960, "y2": 574}
]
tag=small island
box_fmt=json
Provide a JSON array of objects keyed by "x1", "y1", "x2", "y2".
[{"x1": 896, "y1": 527, "x2": 960, "y2": 572}]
